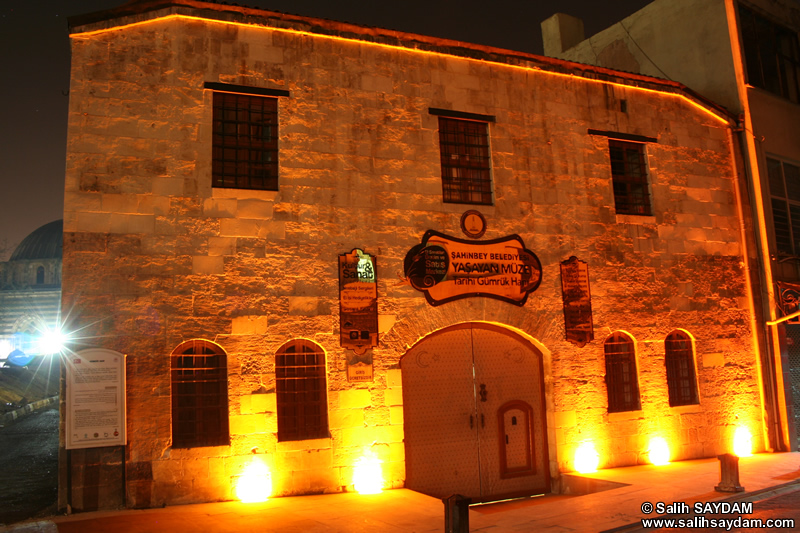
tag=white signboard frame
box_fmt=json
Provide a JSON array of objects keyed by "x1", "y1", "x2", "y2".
[{"x1": 66, "y1": 348, "x2": 127, "y2": 449}]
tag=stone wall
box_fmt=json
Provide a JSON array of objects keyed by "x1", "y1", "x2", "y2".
[{"x1": 61, "y1": 7, "x2": 763, "y2": 509}]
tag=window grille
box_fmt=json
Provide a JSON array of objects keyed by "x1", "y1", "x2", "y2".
[
  {"x1": 768, "y1": 157, "x2": 800, "y2": 258},
  {"x1": 276, "y1": 340, "x2": 329, "y2": 441},
  {"x1": 438, "y1": 117, "x2": 493, "y2": 205},
  {"x1": 664, "y1": 331, "x2": 699, "y2": 407},
  {"x1": 604, "y1": 332, "x2": 641, "y2": 413},
  {"x1": 171, "y1": 340, "x2": 230, "y2": 448},
  {"x1": 212, "y1": 92, "x2": 279, "y2": 190},
  {"x1": 739, "y1": 5, "x2": 800, "y2": 104},
  {"x1": 609, "y1": 140, "x2": 651, "y2": 216}
]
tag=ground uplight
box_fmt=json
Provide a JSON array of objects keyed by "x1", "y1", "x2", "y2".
[
  {"x1": 574, "y1": 442, "x2": 600, "y2": 473},
  {"x1": 236, "y1": 457, "x2": 272, "y2": 503},
  {"x1": 353, "y1": 450, "x2": 383, "y2": 494},
  {"x1": 733, "y1": 427, "x2": 752, "y2": 457},
  {"x1": 648, "y1": 437, "x2": 670, "y2": 466}
]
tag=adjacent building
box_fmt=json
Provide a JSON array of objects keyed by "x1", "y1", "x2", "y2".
[
  {"x1": 542, "y1": 0, "x2": 800, "y2": 457},
  {"x1": 0, "y1": 220, "x2": 63, "y2": 367},
  {"x1": 60, "y1": 0, "x2": 765, "y2": 512}
]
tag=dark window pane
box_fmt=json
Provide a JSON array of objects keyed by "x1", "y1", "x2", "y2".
[
  {"x1": 276, "y1": 340, "x2": 329, "y2": 441},
  {"x1": 438, "y1": 117, "x2": 493, "y2": 205},
  {"x1": 212, "y1": 92, "x2": 279, "y2": 190},
  {"x1": 664, "y1": 331, "x2": 699, "y2": 407},
  {"x1": 604, "y1": 332, "x2": 641, "y2": 413},
  {"x1": 171, "y1": 340, "x2": 230, "y2": 448},
  {"x1": 772, "y1": 198, "x2": 792, "y2": 255},
  {"x1": 738, "y1": 5, "x2": 800, "y2": 103},
  {"x1": 785, "y1": 162, "x2": 800, "y2": 202},
  {"x1": 790, "y1": 204, "x2": 800, "y2": 257},
  {"x1": 609, "y1": 140, "x2": 651, "y2": 216},
  {"x1": 768, "y1": 157, "x2": 787, "y2": 199}
]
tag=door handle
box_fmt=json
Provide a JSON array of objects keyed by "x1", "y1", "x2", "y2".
[
  {"x1": 479, "y1": 384, "x2": 488, "y2": 402},
  {"x1": 470, "y1": 414, "x2": 474, "y2": 429},
  {"x1": 481, "y1": 413, "x2": 485, "y2": 428}
]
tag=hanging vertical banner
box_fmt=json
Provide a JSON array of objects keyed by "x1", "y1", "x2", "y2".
[
  {"x1": 560, "y1": 256, "x2": 594, "y2": 347},
  {"x1": 66, "y1": 348, "x2": 127, "y2": 449},
  {"x1": 339, "y1": 249, "x2": 378, "y2": 381}
]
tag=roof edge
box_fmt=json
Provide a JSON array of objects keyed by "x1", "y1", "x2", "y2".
[{"x1": 68, "y1": 0, "x2": 735, "y2": 123}]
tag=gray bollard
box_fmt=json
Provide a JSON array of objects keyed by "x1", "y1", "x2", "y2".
[
  {"x1": 443, "y1": 494, "x2": 470, "y2": 533},
  {"x1": 714, "y1": 453, "x2": 744, "y2": 493}
]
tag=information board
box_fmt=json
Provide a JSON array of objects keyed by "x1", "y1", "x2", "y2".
[{"x1": 66, "y1": 348, "x2": 126, "y2": 449}]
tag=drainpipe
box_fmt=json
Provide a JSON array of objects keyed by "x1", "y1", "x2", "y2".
[
  {"x1": 724, "y1": 0, "x2": 786, "y2": 452},
  {"x1": 732, "y1": 123, "x2": 784, "y2": 452}
]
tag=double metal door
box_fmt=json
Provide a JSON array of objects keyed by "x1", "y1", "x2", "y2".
[{"x1": 401, "y1": 323, "x2": 549, "y2": 502}]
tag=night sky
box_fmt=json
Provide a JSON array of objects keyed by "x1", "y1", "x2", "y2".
[{"x1": 0, "y1": 0, "x2": 653, "y2": 259}]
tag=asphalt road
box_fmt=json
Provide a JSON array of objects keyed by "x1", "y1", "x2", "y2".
[
  {"x1": 655, "y1": 486, "x2": 800, "y2": 532},
  {"x1": 0, "y1": 407, "x2": 59, "y2": 526},
  {"x1": 727, "y1": 488, "x2": 800, "y2": 532}
]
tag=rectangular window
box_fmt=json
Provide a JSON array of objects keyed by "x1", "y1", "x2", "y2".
[
  {"x1": 768, "y1": 156, "x2": 800, "y2": 257},
  {"x1": 609, "y1": 140, "x2": 652, "y2": 216},
  {"x1": 739, "y1": 5, "x2": 800, "y2": 103},
  {"x1": 212, "y1": 92, "x2": 279, "y2": 190},
  {"x1": 437, "y1": 116, "x2": 493, "y2": 205}
]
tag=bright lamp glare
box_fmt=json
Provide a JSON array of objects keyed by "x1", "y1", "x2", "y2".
[
  {"x1": 0, "y1": 340, "x2": 12, "y2": 359},
  {"x1": 236, "y1": 458, "x2": 271, "y2": 503},
  {"x1": 353, "y1": 450, "x2": 383, "y2": 494},
  {"x1": 733, "y1": 427, "x2": 752, "y2": 457},
  {"x1": 37, "y1": 329, "x2": 67, "y2": 355},
  {"x1": 648, "y1": 437, "x2": 670, "y2": 466},
  {"x1": 574, "y1": 442, "x2": 600, "y2": 473}
]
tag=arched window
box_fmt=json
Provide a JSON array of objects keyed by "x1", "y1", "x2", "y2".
[
  {"x1": 171, "y1": 340, "x2": 229, "y2": 448},
  {"x1": 276, "y1": 339, "x2": 329, "y2": 441},
  {"x1": 664, "y1": 330, "x2": 699, "y2": 406},
  {"x1": 604, "y1": 332, "x2": 641, "y2": 413},
  {"x1": 36, "y1": 266, "x2": 45, "y2": 285}
]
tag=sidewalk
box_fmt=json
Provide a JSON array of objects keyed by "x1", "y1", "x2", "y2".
[{"x1": 3, "y1": 452, "x2": 799, "y2": 533}]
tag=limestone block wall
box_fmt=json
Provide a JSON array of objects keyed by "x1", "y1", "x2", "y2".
[{"x1": 61, "y1": 6, "x2": 763, "y2": 510}]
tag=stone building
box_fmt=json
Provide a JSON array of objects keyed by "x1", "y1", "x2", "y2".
[
  {"x1": 0, "y1": 220, "x2": 63, "y2": 367},
  {"x1": 542, "y1": 0, "x2": 800, "y2": 456},
  {"x1": 61, "y1": 0, "x2": 765, "y2": 512}
]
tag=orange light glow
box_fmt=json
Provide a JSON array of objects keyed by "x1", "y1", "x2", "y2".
[
  {"x1": 574, "y1": 441, "x2": 600, "y2": 473},
  {"x1": 71, "y1": 15, "x2": 730, "y2": 125},
  {"x1": 353, "y1": 450, "x2": 383, "y2": 494},
  {"x1": 733, "y1": 427, "x2": 753, "y2": 457},
  {"x1": 648, "y1": 437, "x2": 670, "y2": 466},
  {"x1": 235, "y1": 457, "x2": 272, "y2": 503}
]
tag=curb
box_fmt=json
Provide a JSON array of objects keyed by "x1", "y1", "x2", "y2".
[{"x1": 0, "y1": 397, "x2": 58, "y2": 427}]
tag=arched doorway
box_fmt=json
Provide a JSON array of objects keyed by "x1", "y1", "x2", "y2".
[{"x1": 401, "y1": 323, "x2": 549, "y2": 502}]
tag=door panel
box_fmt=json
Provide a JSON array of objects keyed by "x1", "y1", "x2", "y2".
[
  {"x1": 402, "y1": 324, "x2": 549, "y2": 501},
  {"x1": 401, "y1": 326, "x2": 480, "y2": 498},
  {"x1": 472, "y1": 326, "x2": 548, "y2": 500},
  {"x1": 500, "y1": 401, "x2": 534, "y2": 475}
]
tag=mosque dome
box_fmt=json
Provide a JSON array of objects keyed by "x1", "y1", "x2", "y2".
[{"x1": 9, "y1": 220, "x2": 63, "y2": 261}]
